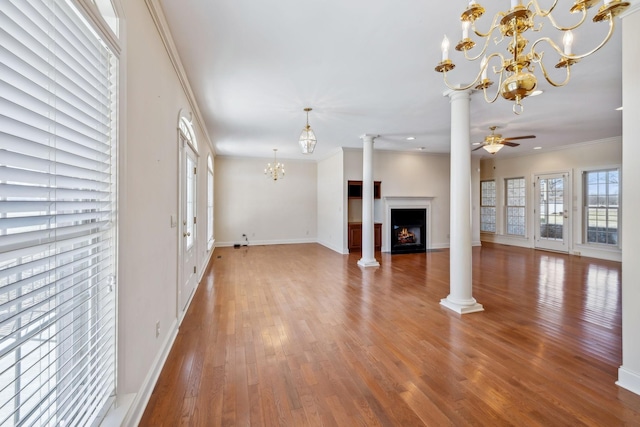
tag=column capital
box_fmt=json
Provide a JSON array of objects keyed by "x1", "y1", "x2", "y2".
[
  {"x1": 443, "y1": 88, "x2": 473, "y2": 101},
  {"x1": 360, "y1": 134, "x2": 380, "y2": 142}
]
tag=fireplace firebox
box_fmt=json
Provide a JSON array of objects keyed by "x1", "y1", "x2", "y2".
[{"x1": 390, "y1": 208, "x2": 426, "y2": 254}]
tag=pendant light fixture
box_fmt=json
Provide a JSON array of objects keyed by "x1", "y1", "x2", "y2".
[
  {"x1": 264, "y1": 149, "x2": 285, "y2": 181},
  {"x1": 299, "y1": 107, "x2": 317, "y2": 154}
]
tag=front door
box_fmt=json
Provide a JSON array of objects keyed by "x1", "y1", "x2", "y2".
[
  {"x1": 180, "y1": 144, "x2": 198, "y2": 312},
  {"x1": 535, "y1": 173, "x2": 569, "y2": 252}
]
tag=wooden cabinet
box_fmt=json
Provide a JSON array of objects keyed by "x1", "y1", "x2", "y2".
[
  {"x1": 348, "y1": 223, "x2": 382, "y2": 252},
  {"x1": 348, "y1": 181, "x2": 381, "y2": 199}
]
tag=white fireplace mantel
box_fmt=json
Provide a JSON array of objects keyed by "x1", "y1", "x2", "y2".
[{"x1": 383, "y1": 197, "x2": 434, "y2": 253}]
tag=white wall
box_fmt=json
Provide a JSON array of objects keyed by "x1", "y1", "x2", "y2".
[
  {"x1": 317, "y1": 150, "x2": 347, "y2": 253},
  {"x1": 619, "y1": 5, "x2": 640, "y2": 396},
  {"x1": 343, "y1": 149, "x2": 453, "y2": 249},
  {"x1": 479, "y1": 138, "x2": 622, "y2": 261},
  {"x1": 214, "y1": 156, "x2": 317, "y2": 246},
  {"x1": 117, "y1": 0, "x2": 216, "y2": 423}
]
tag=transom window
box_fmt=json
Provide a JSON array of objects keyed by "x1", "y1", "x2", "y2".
[{"x1": 179, "y1": 114, "x2": 198, "y2": 153}]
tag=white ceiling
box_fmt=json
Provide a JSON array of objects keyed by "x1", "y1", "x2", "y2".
[{"x1": 158, "y1": 1, "x2": 624, "y2": 160}]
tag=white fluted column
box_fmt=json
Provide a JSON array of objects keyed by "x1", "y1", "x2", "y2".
[
  {"x1": 358, "y1": 134, "x2": 380, "y2": 268},
  {"x1": 440, "y1": 90, "x2": 483, "y2": 314}
]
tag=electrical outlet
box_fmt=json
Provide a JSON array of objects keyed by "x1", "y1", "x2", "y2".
[{"x1": 155, "y1": 321, "x2": 160, "y2": 338}]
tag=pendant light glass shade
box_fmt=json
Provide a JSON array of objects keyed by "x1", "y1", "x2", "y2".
[{"x1": 299, "y1": 107, "x2": 317, "y2": 154}]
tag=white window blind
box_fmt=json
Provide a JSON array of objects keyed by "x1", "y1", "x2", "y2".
[{"x1": 0, "y1": 0, "x2": 117, "y2": 426}]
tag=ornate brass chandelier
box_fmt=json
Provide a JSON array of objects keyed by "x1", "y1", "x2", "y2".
[
  {"x1": 264, "y1": 149, "x2": 285, "y2": 181},
  {"x1": 434, "y1": 0, "x2": 629, "y2": 114}
]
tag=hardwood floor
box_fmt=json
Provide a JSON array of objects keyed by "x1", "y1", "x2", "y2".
[{"x1": 139, "y1": 243, "x2": 640, "y2": 426}]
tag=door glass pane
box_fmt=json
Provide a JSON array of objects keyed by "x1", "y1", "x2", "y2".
[
  {"x1": 186, "y1": 155, "x2": 194, "y2": 249},
  {"x1": 539, "y1": 178, "x2": 564, "y2": 240}
]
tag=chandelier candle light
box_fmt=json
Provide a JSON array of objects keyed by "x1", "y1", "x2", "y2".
[
  {"x1": 265, "y1": 149, "x2": 285, "y2": 181},
  {"x1": 299, "y1": 107, "x2": 317, "y2": 154},
  {"x1": 434, "y1": 0, "x2": 629, "y2": 114}
]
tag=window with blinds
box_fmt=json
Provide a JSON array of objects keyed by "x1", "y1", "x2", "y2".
[{"x1": 0, "y1": 0, "x2": 118, "y2": 426}]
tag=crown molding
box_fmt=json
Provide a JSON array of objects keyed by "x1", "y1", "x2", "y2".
[
  {"x1": 620, "y1": 1, "x2": 640, "y2": 18},
  {"x1": 144, "y1": 0, "x2": 215, "y2": 155}
]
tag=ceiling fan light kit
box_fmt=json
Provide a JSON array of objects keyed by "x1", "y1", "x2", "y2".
[
  {"x1": 473, "y1": 126, "x2": 536, "y2": 154},
  {"x1": 299, "y1": 107, "x2": 317, "y2": 154},
  {"x1": 434, "y1": 0, "x2": 629, "y2": 115}
]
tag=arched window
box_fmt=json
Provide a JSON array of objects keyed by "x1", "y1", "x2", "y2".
[{"x1": 179, "y1": 113, "x2": 198, "y2": 153}]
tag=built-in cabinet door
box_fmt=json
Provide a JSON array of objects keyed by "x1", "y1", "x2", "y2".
[
  {"x1": 348, "y1": 223, "x2": 381, "y2": 251},
  {"x1": 349, "y1": 224, "x2": 362, "y2": 250}
]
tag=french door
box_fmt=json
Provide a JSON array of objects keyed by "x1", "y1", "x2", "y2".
[
  {"x1": 180, "y1": 143, "x2": 198, "y2": 313},
  {"x1": 535, "y1": 173, "x2": 569, "y2": 252}
]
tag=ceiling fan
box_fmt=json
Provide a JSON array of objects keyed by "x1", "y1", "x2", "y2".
[{"x1": 472, "y1": 126, "x2": 536, "y2": 154}]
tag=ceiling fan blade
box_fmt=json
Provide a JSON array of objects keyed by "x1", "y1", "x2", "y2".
[
  {"x1": 503, "y1": 135, "x2": 536, "y2": 141},
  {"x1": 472, "y1": 145, "x2": 485, "y2": 151},
  {"x1": 502, "y1": 141, "x2": 520, "y2": 147}
]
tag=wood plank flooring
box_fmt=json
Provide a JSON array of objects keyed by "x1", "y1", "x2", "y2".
[{"x1": 139, "y1": 243, "x2": 640, "y2": 426}]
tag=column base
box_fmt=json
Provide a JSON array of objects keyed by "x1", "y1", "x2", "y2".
[
  {"x1": 357, "y1": 258, "x2": 380, "y2": 268},
  {"x1": 440, "y1": 297, "x2": 484, "y2": 314}
]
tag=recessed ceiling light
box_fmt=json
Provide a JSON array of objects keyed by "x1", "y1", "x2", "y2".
[
  {"x1": 417, "y1": 147, "x2": 426, "y2": 151},
  {"x1": 533, "y1": 146, "x2": 542, "y2": 150},
  {"x1": 616, "y1": 106, "x2": 623, "y2": 111},
  {"x1": 530, "y1": 90, "x2": 543, "y2": 97},
  {"x1": 407, "y1": 136, "x2": 416, "y2": 141}
]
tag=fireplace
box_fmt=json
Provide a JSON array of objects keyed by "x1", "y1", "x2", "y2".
[{"x1": 390, "y1": 208, "x2": 426, "y2": 254}]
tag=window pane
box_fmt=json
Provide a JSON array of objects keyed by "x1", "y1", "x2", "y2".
[
  {"x1": 506, "y1": 178, "x2": 525, "y2": 236},
  {"x1": 584, "y1": 169, "x2": 619, "y2": 245},
  {"x1": 480, "y1": 181, "x2": 496, "y2": 233}
]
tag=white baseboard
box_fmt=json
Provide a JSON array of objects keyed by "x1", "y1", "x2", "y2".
[
  {"x1": 122, "y1": 318, "x2": 179, "y2": 427},
  {"x1": 317, "y1": 239, "x2": 348, "y2": 254},
  {"x1": 198, "y1": 245, "x2": 216, "y2": 283},
  {"x1": 617, "y1": 366, "x2": 640, "y2": 396},
  {"x1": 216, "y1": 238, "x2": 317, "y2": 247}
]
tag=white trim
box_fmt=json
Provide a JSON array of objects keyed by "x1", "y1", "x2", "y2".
[
  {"x1": 574, "y1": 165, "x2": 622, "y2": 253},
  {"x1": 99, "y1": 394, "x2": 135, "y2": 427},
  {"x1": 617, "y1": 366, "x2": 640, "y2": 396},
  {"x1": 383, "y1": 197, "x2": 434, "y2": 253},
  {"x1": 198, "y1": 245, "x2": 216, "y2": 283},
  {"x1": 74, "y1": 0, "x2": 121, "y2": 55},
  {"x1": 215, "y1": 238, "x2": 318, "y2": 247},
  {"x1": 122, "y1": 318, "x2": 179, "y2": 427},
  {"x1": 144, "y1": 0, "x2": 215, "y2": 154},
  {"x1": 620, "y1": 1, "x2": 640, "y2": 18},
  {"x1": 317, "y1": 239, "x2": 349, "y2": 255}
]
